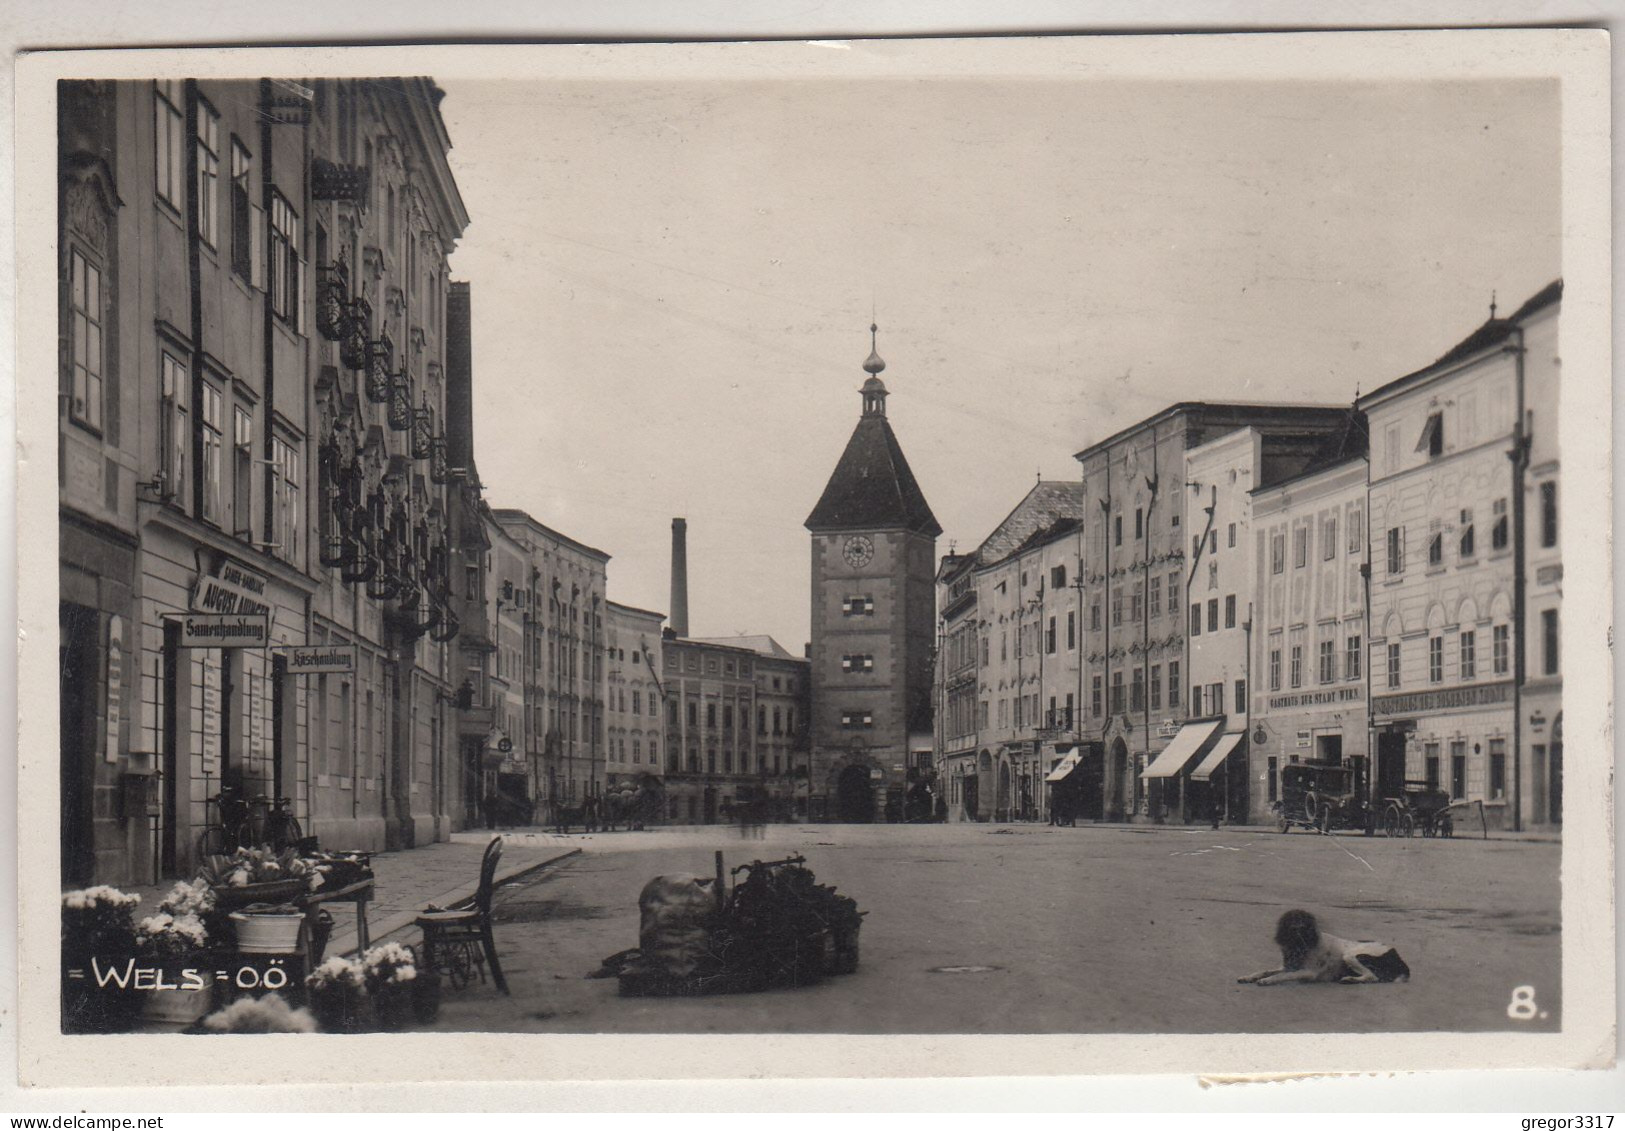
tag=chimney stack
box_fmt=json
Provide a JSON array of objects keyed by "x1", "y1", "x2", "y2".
[{"x1": 670, "y1": 517, "x2": 689, "y2": 637}]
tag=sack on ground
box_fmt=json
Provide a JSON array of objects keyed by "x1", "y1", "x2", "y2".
[{"x1": 637, "y1": 875, "x2": 716, "y2": 979}]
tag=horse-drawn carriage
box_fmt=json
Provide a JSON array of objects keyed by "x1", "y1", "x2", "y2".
[{"x1": 1379, "y1": 781, "x2": 1455, "y2": 838}]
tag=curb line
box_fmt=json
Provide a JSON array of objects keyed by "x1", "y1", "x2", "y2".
[{"x1": 333, "y1": 848, "x2": 582, "y2": 956}]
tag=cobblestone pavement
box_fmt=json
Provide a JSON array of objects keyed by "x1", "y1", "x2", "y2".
[{"x1": 421, "y1": 820, "x2": 1561, "y2": 1034}]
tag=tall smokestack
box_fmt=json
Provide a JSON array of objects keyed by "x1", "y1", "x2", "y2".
[{"x1": 670, "y1": 517, "x2": 689, "y2": 637}]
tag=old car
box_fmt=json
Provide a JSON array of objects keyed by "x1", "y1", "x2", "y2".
[{"x1": 1274, "y1": 759, "x2": 1375, "y2": 835}]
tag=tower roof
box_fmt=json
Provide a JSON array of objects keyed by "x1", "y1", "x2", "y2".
[{"x1": 805, "y1": 413, "x2": 942, "y2": 536}]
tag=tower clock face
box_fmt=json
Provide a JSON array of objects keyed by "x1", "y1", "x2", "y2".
[{"x1": 842, "y1": 535, "x2": 875, "y2": 569}]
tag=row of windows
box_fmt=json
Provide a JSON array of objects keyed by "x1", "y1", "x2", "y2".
[
  {"x1": 1268, "y1": 634, "x2": 1363, "y2": 691},
  {"x1": 1189, "y1": 595, "x2": 1239, "y2": 637},
  {"x1": 606, "y1": 736, "x2": 659, "y2": 765},
  {"x1": 668, "y1": 698, "x2": 797, "y2": 734},
  {"x1": 1268, "y1": 509, "x2": 1366, "y2": 574},
  {"x1": 1083, "y1": 661, "x2": 1182, "y2": 719},
  {"x1": 155, "y1": 343, "x2": 301, "y2": 562},
  {"x1": 1378, "y1": 614, "x2": 1557, "y2": 689}
]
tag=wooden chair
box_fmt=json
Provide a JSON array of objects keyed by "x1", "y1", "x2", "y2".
[{"x1": 414, "y1": 836, "x2": 509, "y2": 994}]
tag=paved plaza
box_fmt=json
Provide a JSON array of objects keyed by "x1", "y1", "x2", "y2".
[{"x1": 417, "y1": 821, "x2": 1560, "y2": 1034}]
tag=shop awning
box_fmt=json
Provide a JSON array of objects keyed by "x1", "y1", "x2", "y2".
[
  {"x1": 1189, "y1": 731, "x2": 1245, "y2": 782},
  {"x1": 1045, "y1": 751, "x2": 1083, "y2": 783},
  {"x1": 1140, "y1": 718, "x2": 1223, "y2": 780}
]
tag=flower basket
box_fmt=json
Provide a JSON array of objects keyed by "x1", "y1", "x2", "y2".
[
  {"x1": 61, "y1": 886, "x2": 142, "y2": 1034},
  {"x1": 230, "y1": 906, "x2": 307, "y2": 953},
  {"x1": 307, "y1": 982, "x2": 373, "y2": 1033},
  {"x1": 306, "y1": 956, "x2": 371, "y2": 1032},
  {"x1": 372, "y1": 983, "x2": 414, "y2": 1031},
  {"x1": 211, "y1": 878, "x2": 309, "y2": 911}
]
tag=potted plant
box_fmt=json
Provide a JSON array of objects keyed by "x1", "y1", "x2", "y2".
[
  {"x1": 305, "y1": 956, "x2": 371, "y2": 1032},
  {"x1": 61, "y1": 886, "x2": 142, "y2": 1033},
  {"x1": 133, "y1": 898, "x2": 214, "y2": 1026},
  {"x1": 361, "y1": 942, "x2": 418, "y2": 1030}
]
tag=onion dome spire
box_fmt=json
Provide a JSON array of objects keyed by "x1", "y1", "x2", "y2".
[{"x1": 863, "y1": 322, "x2": 886, "y2": 375}]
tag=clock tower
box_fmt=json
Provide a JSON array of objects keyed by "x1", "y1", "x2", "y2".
[{"x1": 805, "y1": 325, "x2": 941, "y2": 822}]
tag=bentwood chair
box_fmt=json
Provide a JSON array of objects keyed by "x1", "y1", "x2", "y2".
[{"x1": 414, "y1": 836, "x2": 509, "y2": 994}]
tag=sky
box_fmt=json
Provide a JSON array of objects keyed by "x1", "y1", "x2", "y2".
[{"x1": 441, "y1": 74, "x2": 1559, "y2": 652}]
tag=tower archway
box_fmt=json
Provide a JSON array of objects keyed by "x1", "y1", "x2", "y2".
[{"x1": 835, "y1": 764, "x2": 876, "y2": 822}]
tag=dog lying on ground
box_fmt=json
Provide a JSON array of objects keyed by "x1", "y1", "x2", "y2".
[{"x1": 1238, "y1": 909, "x2": 1411, "y2": 985}]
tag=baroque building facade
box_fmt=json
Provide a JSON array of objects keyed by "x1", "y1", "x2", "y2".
[
  {"x1": 1358, "y1": 282, "x2": 1561, "y2": 831},
  {"x1": 60, "y1": 77, "x2": 483, "y2": 885}
]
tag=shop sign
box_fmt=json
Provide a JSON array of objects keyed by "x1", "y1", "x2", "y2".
[
  {"x1": 1296, "y1": 729, "x2": 1313, "y2": 748},
  {"x1": 192, "y1": 558, "x2": 273, "y2": 619},
  {"x1": 176, "y1": 613, "x2": 270, "y2": 649},
  {"x1": 1268, "y1": 686, "x2": 1362, "y2": 710},
  {"x1": 274, "y1": 644, "x2": 356, "y2": 674},
  {"x1": 1158, "y1": 719, "x2": 1179, "y2": 738},
  {"x1": 104, "y1": 615, "x2": 124, "y2": 764},
  {"x1": 869, "y1": 767, "x2": 883, "y2": 780},
  {"x1": 1372, "y1": 680, "x2": 1512, "y2": 718},
  {"x1": 1529, "y1": 711, "x2": 1547, "y2": 733},
  {"x1": 892, "y1": 763, "x2": 905, "y2": 772}
]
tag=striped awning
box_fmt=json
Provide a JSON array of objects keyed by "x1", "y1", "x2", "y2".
[
  {"x1": 1140, "y1": 718, "x2": 1223, "y2": 780},
  {"x1": 1189, "y1": 731, "x2": 1245, "y2": 782}
]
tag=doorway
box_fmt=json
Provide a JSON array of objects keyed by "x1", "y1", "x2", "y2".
[
  {"x1": 835, "y1": 764, "x2": 875, "y2": 822},
  {"x1": 1549, "y1": 714, "x2": 1563, "y2": 825},
  {"x1": 1316, "y1": 733, "x2": 1343, "y2": 764},
  {"x1": 961, "y1": 773, "x2": 979, "y2": 821},
  {"x1": 1375, "y1": 728, "x2": 1407, "y2": 802},
  {"x1": 60, "y1": 603, "x2": 98, "y2": 887},
  {"x1": 995, "y1": 762, "x2": 1011, "y2": 821},
  {"x1": 1107, "y1": 738, "x2": 1129, "y2": 821}
]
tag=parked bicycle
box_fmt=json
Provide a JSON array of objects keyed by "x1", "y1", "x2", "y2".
[
  {"x1": 245, "y1": 794, "x2": 305, "y2": 851},
  {"x1": 195, "y1": 776, "x2": 249, "y2": 858}
]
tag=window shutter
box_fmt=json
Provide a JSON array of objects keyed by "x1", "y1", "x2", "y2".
[{"x1": 249, "y1": 201, "x2": 267, "y2": 290}]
